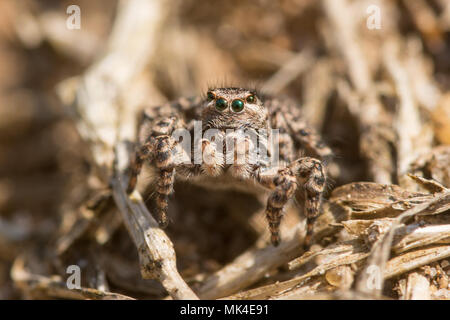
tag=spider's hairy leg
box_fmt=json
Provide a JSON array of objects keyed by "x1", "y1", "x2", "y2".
[
  {"x1": 127, "y1": 115, "x2": 182, "y2": 194},
  {"x1": 286, "y1": 114, "x2": 334, "y2": 162},
  {"x1": 291, "y1": 157, "x2": 326, "y2": 249},
  {"x1": 266, "y1": 99, "x2": 332, "y2": 162},
  {"x1": 257, "y1": 167, "x2": 298, "y2": 246},
  {"x1": 257, "y1": 156, "x2": 326, "y2": 248},
  {"x1": 127, "y1": 113, "x2": 187, "y2": 228},
  {"x1": 153, "y1": 135, "x2": 178, "y2": 228},
  {"x1": 126, "y1": 141, "x2": 153, "y2": 194}
]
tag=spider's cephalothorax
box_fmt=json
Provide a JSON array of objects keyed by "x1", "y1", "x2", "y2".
[
  {"x1": 202, "y1": 87, "x2": 269, "y2": 131},
  {"x1": 127, "y1": 87, "x2": 333, "y2": 248}
]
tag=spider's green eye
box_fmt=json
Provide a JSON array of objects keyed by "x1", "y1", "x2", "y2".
[
  {"x1": 215, "y1": 98, "x2": 228, "y2": 111},
  {"x1": 231, "y1": 99, "x2": 244, "y2": 112},
  {"x1": 246, "y1": 94, "x2": 255, "y2": 103},
  {"x1": 207, "y1": 91, "x2": 215, "y2": 101}
]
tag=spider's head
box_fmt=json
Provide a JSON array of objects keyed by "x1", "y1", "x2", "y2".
[{"x1": 201, "y1": 87, "x2": 268, "y2": 131}]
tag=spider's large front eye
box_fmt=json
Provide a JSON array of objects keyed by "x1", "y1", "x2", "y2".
[
  {"x1": 215, "y1": 98, "x2": 228, "y2": 111},
  {"x1": 231, "y1": 99, "x2": 244, "y2": 112},
  {"x1": 246, "y1": 94, "x2": 255, "y2": 103},
  {"x1": 207, "y1": 91, "x2": 215, "y2": 101}
]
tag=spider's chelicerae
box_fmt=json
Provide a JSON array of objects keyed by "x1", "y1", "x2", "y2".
[{"x1": 127, "y1": 87, "x2": 333, "y2": 248}]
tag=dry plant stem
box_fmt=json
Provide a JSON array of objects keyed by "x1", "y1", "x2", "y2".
[
  {"x1": 404, "y1": 272, "x2": 431, "y2": 300},
  {"x1": 322, "y1": 0, "x2": 370, "y2": 93},
  {"x1": 407, "y1": 173, "x2": 447, "y2": 193},
  {"x1": 112, "y1": 181, "x2": 198, "y2": 300},
  {"x1": 261, "y1": 49, "x2": 314, "y2": 95},
  {"x1": 302, "y1": 59, "x2": 335, "y2": 129},
  {"x1": 382, "y1": 39, "x2": 429, "y2": 181},
  {"x1": 196, "y1": 226, "x2": 304, "y2": 299},
  {"x1": 58, "y1": 0, "x2": 197, "y2": 300},
  {"x1": 276, "y1": 290, "x2": 387, "y2": 300},
  {"x1": 384, "y1": 245, "x2": 450, "y2": 279},
  {"x1": 235, "y1": 197, "x2": 449, "y2": 299},
  {"x1": 113, "y1": 142, "x2": 198, "y2": 300},
  {"x1": 438, "y1": 0, "x2": 450, "y2": 30},
  {"x1": 55, "y1": 211, "x2": 94, "y2": 255},
  {"x1": 36, "y1": 11, "x2": 100, "y2": 63},
  {"x1": 405, "y1": 38, "x2": 441, "y2": 112},
  {"x1": 55, "y1": 194, "x2": 113, "y2": 255},
  {"x1": 328, "y1": 181, "x2": 433, "y2": 219},
  {"x1": 322, "y1": 0, "x2": 393, "y2": 184},
  {"x1": 288, "y1": 240, "x2": 362, "y2": 271},
  {"x1": 225, "y1": 248, "x2": 369, "y2": 300},
  {"x1": 403, "y1": 0, "x2": 444, "y2": 51},
  {"x1": 71, "y1": 0, "x2": 168, "y2": 181},
  {"x1": 356, "y1": 190, "x2": 450, "y2": 296},
  {"x1": 192, "y1": 200, "x2": 346, "y2": 299},
  {"x1": 393, "y1": 224, "x2": 450, "y2": 254}
]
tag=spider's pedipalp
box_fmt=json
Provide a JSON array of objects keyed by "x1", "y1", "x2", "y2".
[{"x1": 199, "y1": 138, "x2": 224, "y2": 176}]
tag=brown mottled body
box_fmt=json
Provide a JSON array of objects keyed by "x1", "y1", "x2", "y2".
[{"x1": 127, "y1": 88, "x2": 332, "y2": 248}]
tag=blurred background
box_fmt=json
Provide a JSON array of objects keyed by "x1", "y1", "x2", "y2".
[{"x1": 0, "y1": 0, "x2": 449, "y2": 299}]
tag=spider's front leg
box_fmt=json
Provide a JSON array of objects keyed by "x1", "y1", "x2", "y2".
[
  {"x1": 257, "y1": 157, "x2": 326, "y2": 248},
  {"x1": 291, "y1": 157, "x2": 326, "y2": 248},
  {"x1": 127, "y1": 116, "x2": 184, "y2": 228}
]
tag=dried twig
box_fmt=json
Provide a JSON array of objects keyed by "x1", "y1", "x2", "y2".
[
  {"x1": 356, "y1": 190, "x2": 450, "y2": 296},
  {"x1": 262, "y1": 49, "x2": 314, "y2": 95},
  {"x1": 323, "y1": 0, "x2": 395, "y2": 184},
  {"x1": 403, "y1": 272, "x2": 431, "y2": 300},
  {"x1": 57, "y1": 0, "x2": 197, "y2": 300},
  {"x1": 382, "y1": 39, "x2": 432, "y2": 184},
  {"x1": 195, "y1": 226, "x2": 304, "y2": 299},
  {"x1": 225, "y1": 246, "x2": 369, "y2": 300},
  {"x1": 384, "y1": 245, "x2": 450, "y2": 279},
  {"x1": 112, "y1": 143, "x2": 198, "y2": 299}
]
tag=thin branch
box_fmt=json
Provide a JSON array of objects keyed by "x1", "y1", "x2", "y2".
[
  {"x1": 322, "y1": 0, "x2": 395, "y2": 184},
  {"x1": 57, "y1": 0, "x2": 197, "y2": 300},
  {"x1": 112, "y1": 142, "x2": 198, "y2": 299},
  {"x1": 382, "y1": 38, "x2": 432, "y2": 182},
  {"x1": 355, "y1": 190, "x2": 450, "y2": 296},
  {"x1": 262, "y1": 49, "x2": 314, "y2": 95},
  {"x1": 196, "y1": 226, "x2": 304, "y2": 299}
]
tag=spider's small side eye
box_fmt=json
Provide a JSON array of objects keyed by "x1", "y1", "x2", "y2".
[
  {"x1": 207, "y1": 91, "x2": 215, "y2": 101},
  {"x1": 231, "y1": 99, "x2": 244, "y2": 113},
  {"x1": 215, "y1": 98, "x2": 228, "y2": 111},
  {"x1": 246, "y1": 94, "x2": 255, "y2": 103}
]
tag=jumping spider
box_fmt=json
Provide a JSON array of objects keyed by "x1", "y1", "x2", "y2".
[{"x1": 127, "y1": 87, "x2": 333, "y2": 248}]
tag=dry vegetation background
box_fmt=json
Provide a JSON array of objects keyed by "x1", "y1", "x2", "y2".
[{"x1": 0, "y1": 0, "x2": 449, "y2": 300}]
